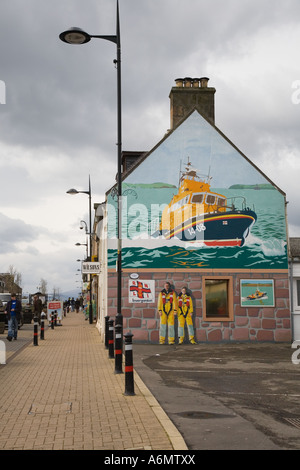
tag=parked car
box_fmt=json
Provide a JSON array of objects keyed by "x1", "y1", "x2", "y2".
[
  {"x1": 0, "y1": 293, "x2": 12, "y2": 308},
  {"x1": 0, "y1": 300, "x2": 5, "y2": 333}
]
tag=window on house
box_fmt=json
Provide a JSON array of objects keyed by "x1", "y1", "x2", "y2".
[{"x1": 203, "y1": 277, "x2": 233, "y2": 321}]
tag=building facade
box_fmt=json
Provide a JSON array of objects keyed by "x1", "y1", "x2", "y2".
[
  {"x1": 289, "y1": 238, "x2": 300, "y2": 340},
  {"x1": 96, "y1": 77, "x2": 291, "y2": 343}
]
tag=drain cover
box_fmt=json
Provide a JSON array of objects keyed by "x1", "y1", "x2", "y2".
[
  {"x1": 176, "y1": 411, "x2": 236, "y2": 420},
  {"x1": 28, "y1": 402, "x2": 72, "y2": 415},
  {"x1": 284, "y1": 417, "x2": 300, "y2": 429}
]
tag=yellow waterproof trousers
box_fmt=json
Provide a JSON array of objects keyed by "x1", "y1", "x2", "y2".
[
  {"x1": 178, "y1": 313, "x2": 196, "y2": 344},
  {"x1": 159, "y1": 312, "x2": 175, "y2": 344}
]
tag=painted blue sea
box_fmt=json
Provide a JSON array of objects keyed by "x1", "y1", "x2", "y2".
[{"x1": 107, "y1": 187, "x2": 288, "y2": 270}]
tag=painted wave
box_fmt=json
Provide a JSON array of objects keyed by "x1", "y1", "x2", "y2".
[{"x1": 108, "y1": 234, "x2": 288, "y2": 270}]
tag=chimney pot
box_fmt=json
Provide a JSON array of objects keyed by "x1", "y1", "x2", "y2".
[
  {"x1": 200, "y1": 77, "x2": 209, "y2": 88},
  {"x1": 184, "y1": 77, "x2": 193, "y2": 88},
  {"x1": 170, "y1": 76, "x2": 216, "y2": 128},
  {"x1": 175, "y1": 78, "x2": 184, "y2": 87}
]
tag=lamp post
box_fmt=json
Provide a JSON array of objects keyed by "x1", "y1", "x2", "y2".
[
  {"x1": 60, "y1": 1, "x2": 123, "y2": 366},
  {"x1": 67, "y1": 176, "x2": 93, "y2": 324}
]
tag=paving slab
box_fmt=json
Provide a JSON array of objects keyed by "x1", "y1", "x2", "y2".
[{"x1": 0, "y1": 313, "x2": 187, "y2": 451}]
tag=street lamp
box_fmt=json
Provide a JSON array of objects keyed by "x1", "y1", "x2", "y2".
[
  {"x1": 75, "y1": 242, "x2": 88, "y2": 260},
  {"x1": 60, "y1": 0, "x2": 123, "y2": 370},
  {"x1": 67, "y1": 176, "x2": 93, "y2": 324},
  {"x1": 80, "y1": 220, "x2": 88, "y2": 231},
  {"x1": 66, "y1": 177, "x2": 92, "y2": 249},
  {"x1": 75, "y1": 242, "x2": 87, "y2": 251}
]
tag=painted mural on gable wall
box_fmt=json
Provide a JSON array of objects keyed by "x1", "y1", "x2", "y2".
[{"x1": 107, "y1": 112, "x2": 288, "y2": 270}]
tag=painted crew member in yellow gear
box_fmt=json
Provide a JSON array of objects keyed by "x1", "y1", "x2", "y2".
[
  {"x1": 158, "y1": 282, "x2": 177, "y2": 345},
  {"x1": 178, "y1": 287, "x2": 196, "y2": 344}
]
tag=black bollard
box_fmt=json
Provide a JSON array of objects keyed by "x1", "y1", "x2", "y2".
[
  {"x1": 114, "y1": 323, "x2": 123, "y2": 374},
  {"x1": 51, "y1": 312, "x2": 54, "y2": 330},
  {"x1": 104, "y1": 316, "x2": 110, "y2": 349},
  {"x1": 40, "y1": 313, "x2": 46, "y2": 340},
  {"x1": 108, "y1": 319, "x2": 114, "y2": 359},
  {"x1": 124, "y1": 332, "x2": 135, "y2": 396},
  {"x1": 33, "y1": 315, "x2": 38, "y2": 346}
]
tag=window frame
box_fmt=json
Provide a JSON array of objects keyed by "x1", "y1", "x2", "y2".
[
  {"x1": 293, "y1": 278, "x2": 300, "y2": 313},
  {"x1": 297, "y1": 279, "x2": 300, "y2": 307},
  {"x1": 191, "y1": 192, "x2": 204, "y2": 204},
  {"x1": 202, "y1": 276, "x2": 234, "y2": 322}
]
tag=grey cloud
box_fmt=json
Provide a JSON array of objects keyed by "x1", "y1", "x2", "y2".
[
  {"x1": 0, "y1": 0, "x2": 299, "y2": 293},
  {"x1": 0, "y1": 213, "x2": 43, "y2": 253}
]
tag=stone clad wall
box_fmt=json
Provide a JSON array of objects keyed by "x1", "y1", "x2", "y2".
[{"x1": 107, "y1": 271, "x2": 291, "y2": 343}]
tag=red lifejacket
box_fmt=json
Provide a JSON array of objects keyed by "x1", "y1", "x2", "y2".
[
  {"x1": 178, "y1": 294, "x2": 190, "y2": 317},
  {"x1": 161, "y1": 289, "x2": 174, "y2": 315}
]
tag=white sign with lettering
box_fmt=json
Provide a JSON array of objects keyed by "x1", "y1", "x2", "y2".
[{"x1": 81, "y1": 262, "x2": 101, "y2": 274}]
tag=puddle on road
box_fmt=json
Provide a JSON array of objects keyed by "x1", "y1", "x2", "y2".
[{"x1": 175, "y1": 410, "x2": 236, "y2": 420}]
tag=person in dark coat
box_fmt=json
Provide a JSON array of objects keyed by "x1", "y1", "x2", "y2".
[
  {"x1": 74, "y1": 298, "x2": 80, "y2": 313},
  {"x1": 33, "y1": 294, "x2": 43, "y2": 324},
  {"x1": 5, "y1": 293, "x2": 22, "y2": 341}
]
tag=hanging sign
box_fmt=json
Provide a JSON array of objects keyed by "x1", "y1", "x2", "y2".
[{"x1": 81, "y1": 261, "x2": 101, "y2": 274}]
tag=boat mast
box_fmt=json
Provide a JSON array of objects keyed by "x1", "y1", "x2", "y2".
[{"x1": 178, "y1": 159, "x2": 182, "y2": 188}]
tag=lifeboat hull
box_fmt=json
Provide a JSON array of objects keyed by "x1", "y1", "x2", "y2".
[{"x1": 153, "y1": 210, "x2": 257, "y2": 247}]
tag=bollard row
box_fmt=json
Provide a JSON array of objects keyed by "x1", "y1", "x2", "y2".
[
  {"x1": 105, "y1": 317, "x2": 135, "y2": 396},
  {"x1": 33, "y1": 310, "x2": 59, "y2": 346}
]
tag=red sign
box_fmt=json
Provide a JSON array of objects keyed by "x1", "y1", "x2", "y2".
[{"x1": 48, "y1": 302, "x2": 62, "y2": 310}]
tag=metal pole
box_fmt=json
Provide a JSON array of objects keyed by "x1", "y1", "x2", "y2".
[
  {"x1": 114, "y1": 323, "x2": 123, "y2": 374},
  {"x1": 33, "y1": 316, "x2": 38, "y2": 346},
  {"x1": 108, "y1": 319, "x2": 114, "y2": 359},
  {"x1": 104, "y1": 316, "x2": 110, "y2": 349},
  {"x1": 115, "y1": 0, "x2": 123, "y2": 363},
  {"x1": 88, "y1": 176, "x2": 93, "y2": 324},
  {"x1": 40, "y1": 312, "x2": 45, "y2": 340},
  {"x1": 124, "y1": 332, "x2": 135, "y2": 396}
]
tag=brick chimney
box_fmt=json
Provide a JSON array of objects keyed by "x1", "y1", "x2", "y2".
[{"x1": 169, "y1": 77, "x2": 216, "y2": 129}]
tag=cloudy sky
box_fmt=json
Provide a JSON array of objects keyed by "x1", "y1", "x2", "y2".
[{"x1": 0, "y1": 0, "x2": 299, "y2": 297}]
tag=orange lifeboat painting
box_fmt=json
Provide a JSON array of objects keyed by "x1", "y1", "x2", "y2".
[
  {"x1": 247, "y1": 289, "x2": 267, "y2": 300},
  {"x1": 152, "y1": 158, "x2": 257, "y2": 247}
]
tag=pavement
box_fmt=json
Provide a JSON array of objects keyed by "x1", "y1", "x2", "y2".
[
  {"x1": 1, "y1": 312, "x2": 299, "y2": 454},
  {"x1": 0, "y1": 312, "x2": 187, "y2": 452}
]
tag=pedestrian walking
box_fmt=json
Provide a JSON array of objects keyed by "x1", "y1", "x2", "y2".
[
  {"x1": 5, "y1": 293, "x2": 22, "y2": 341},
  {"x1": 75, "y1": 298, "x2": 80, "y2": 313},
  {"x1": 33, "y1": 294, "x2": 43, "y2": 324}
]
